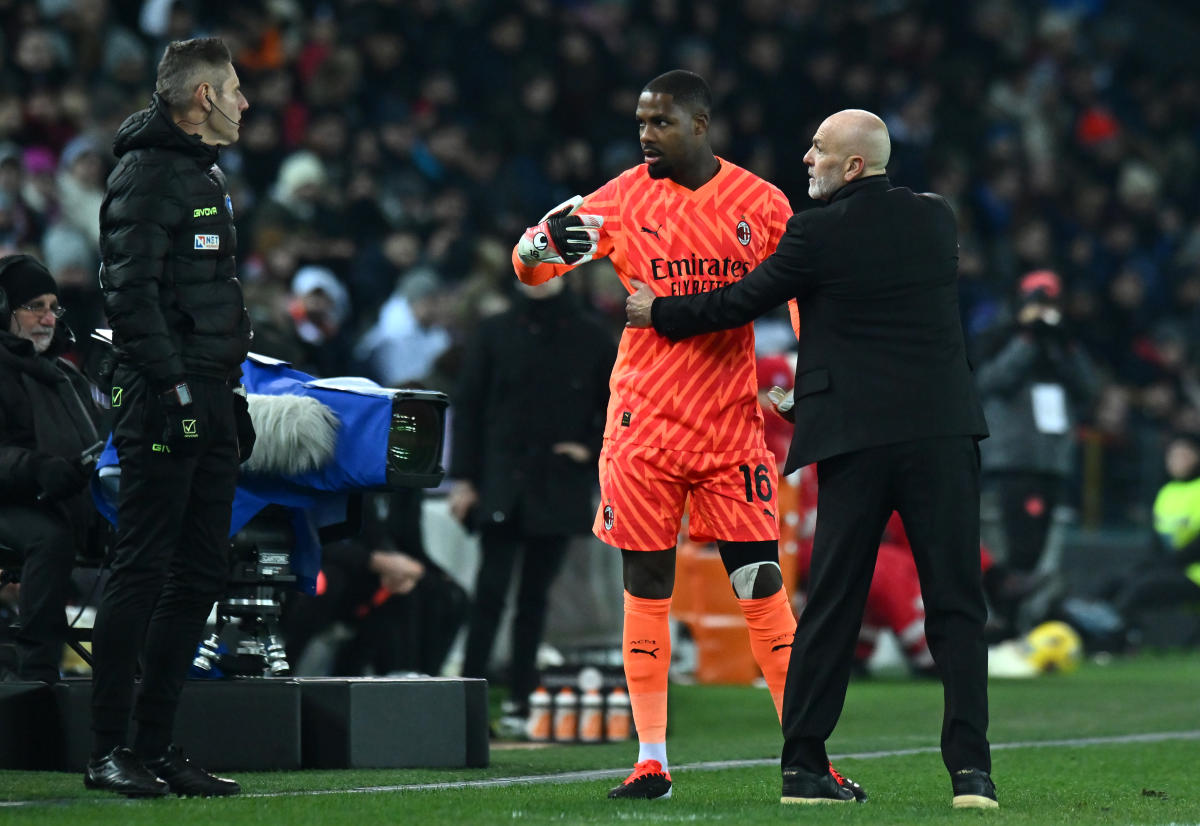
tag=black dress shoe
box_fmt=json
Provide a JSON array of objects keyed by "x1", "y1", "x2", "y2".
[
  {"x1": 84, "y1": 747, "x2": 169, "y2": 797},
  {"x1": 781, "y1": 766, "x2": 859, "y2": 804},
  {"x1": 951, "y1": 768, "x2": 999, "y2": 809},
  {"x1": 144, "y1": 745, "x2": 240, "y2": 797}
]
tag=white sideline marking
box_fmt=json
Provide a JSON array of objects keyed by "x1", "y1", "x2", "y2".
[
  {"x1": 3, "y1": 729, "x2": 1198, "y2": 807},
  {"x1": 278, "y1": 729, "x2": 1200, "y2": 796}
]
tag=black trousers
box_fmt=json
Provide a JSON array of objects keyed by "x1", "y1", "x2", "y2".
[
  {"x1": 461, "y1": 524, "x2": 568, "y2": 708},
  {"x1": 988, "y1": 471, "x2": 1062, "y2": 572},
  {"x1": 780, "y1": 436, "x2": 991, "y2": 775},
  {"x1": 0, "y1": 506, "x2": 76, "y2": 682},
  {"x1": 90, "y1": 367, "x2": 238, "y2": 758}
]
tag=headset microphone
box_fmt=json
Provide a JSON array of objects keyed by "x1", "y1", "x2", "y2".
[{"x1": 206, "y1": 94, "x2": 239, "y2": 127}]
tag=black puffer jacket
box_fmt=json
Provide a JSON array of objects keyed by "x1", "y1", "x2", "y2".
[
  {"x1": 449, "y1": 290, "x2": 615, "y2": 535},
  {"x1": 0, "y1": 327, "x2": 102, "y2": 546},
  {"x1": 100, "y1": 93, "x2": 251, "y2": 389}
]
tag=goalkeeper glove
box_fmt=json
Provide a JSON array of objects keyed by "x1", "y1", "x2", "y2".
[
  {"x1": 516, "y1": 195, "x2": 604, "y2": 266},
  {"x1": 766, "y1": 386, "x2": 795, "y2": 423}
]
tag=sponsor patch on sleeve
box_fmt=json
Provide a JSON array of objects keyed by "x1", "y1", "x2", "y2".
[{"x1": 194, "y1": 234, "x2": 220, "y2": 250}]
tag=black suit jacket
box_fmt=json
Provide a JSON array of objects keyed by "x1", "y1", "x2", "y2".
[{"x1": 652, "y1": 175, "x2": 988, "y2": 474}]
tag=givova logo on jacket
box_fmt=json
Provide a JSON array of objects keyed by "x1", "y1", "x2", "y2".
[{"x1": 194, "y1": 234, "x2": 220, "y2": 250}]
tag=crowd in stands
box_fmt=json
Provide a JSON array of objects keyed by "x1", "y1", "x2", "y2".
[{"x1": 1, "y1": 0, "x2": 1198, "y2": 531}]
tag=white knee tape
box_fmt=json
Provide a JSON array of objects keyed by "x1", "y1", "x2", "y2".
[{"x1": 729, "y1": 561, "x2": 782, "y2": 599}]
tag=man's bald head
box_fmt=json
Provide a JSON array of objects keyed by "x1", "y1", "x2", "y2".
[
  {"x1": 803, "y1": 109, "x2": 891, "y2": 201},
  {"x1": 826, "y1": 109, "x2": 891, "y2": 174}
]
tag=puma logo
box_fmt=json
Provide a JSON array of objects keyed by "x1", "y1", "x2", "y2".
[
  {"x1": 631, "y1": 647, "x2": 660, "y2": 659},
  {"x1": 771, "y1": 642, "x2": 793, "y2": 652},
  {"x1": 640, "y1": 225, "x2": 662, "y2": 239},
  {"x1": 763, "y1": 508, "x2": 775, "y2": 518}
]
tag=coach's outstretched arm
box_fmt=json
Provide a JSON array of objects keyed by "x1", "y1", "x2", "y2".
[{"x1": 625, "y1": 216, "x2": 812, "y2": 339}]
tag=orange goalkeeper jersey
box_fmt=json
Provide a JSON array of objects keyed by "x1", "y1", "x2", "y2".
[{"x1": 513, "y1": 158, "x2": 793, "y2": 452}]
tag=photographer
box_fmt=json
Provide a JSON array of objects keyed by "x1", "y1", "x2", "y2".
[
  {"x1": 973, "y1": 270, "x2": 1101, "y2": 637},
  {"x1": 0, "y1": 254, "x2": 103, "y2": 683}
]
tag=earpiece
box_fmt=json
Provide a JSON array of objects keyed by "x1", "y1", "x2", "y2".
[{"x1": 204, "y1": 93, "x2": 239, "y2": 126}]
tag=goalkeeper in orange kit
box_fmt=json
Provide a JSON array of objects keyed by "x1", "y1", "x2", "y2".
[{"x1": 512, "y1": 69, "x2": 864, "y2": 802}]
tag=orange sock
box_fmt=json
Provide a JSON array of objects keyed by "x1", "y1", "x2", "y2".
[
  {"x1": 622, "y1": 591, "x2": 672, "y2": 744},
  {"x1": 737, "y1": 588, "x2": 796, "y2": 722}
]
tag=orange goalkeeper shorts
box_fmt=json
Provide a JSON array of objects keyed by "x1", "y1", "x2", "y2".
[{"x1": 593, "y1": 439, "x2": 781, "y2": 551}]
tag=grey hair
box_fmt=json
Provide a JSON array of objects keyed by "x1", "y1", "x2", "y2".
[{"x1": 155, "y1": 37, "x2": 232, "y2": 112}]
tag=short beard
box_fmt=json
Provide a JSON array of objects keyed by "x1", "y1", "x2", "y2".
[
  {"x1": 647, "y1": 160, "x2": 671, "y2": 179},
  {"x1": 808, "y1": 176, "x2": 833, "y2": 201}
]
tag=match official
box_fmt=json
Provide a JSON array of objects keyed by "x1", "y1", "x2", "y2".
[{"x1": 87, "y1": 38, "x2": 254, "y2": 798}]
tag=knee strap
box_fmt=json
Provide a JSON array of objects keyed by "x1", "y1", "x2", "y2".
[{"x1": 730, "y1": 561, "x2": 783, "y2": 599}]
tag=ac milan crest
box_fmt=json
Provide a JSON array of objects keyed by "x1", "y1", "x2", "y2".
[
  {"x1": 736, "y1": 220, "x2": 752, "y2": 246},
  {"x1": 603, "y1": 505, "x2": 615, "y2": 531}
]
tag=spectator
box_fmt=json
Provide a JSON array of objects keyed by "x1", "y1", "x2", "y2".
[
  {"x1": 0, "y1": 254, "x2": 102, "y2": 683},
  {"x1": 54, "y1": 133, "x2": 106, "y2": 249},
  {"x1": 245, "y1": 264, "x2": 353, "y2": 378},
  {"x1": 353, "y1": 267, "x2": 451, "y2": 388},
  {"x1": 40, "y1": 221, "x2": 103, "y2": 362},
  {"x1": 252, "y1": 150, "x2": 331, "y2": 262}
]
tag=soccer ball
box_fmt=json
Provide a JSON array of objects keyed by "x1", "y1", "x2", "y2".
[{"x1": 1020, "y1": 621, "x2": 1083, "y2": 674}]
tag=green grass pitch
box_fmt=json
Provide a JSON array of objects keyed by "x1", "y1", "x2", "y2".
[{"x1": 2, "y1": 652, "x2": 1196, "y2": 824}]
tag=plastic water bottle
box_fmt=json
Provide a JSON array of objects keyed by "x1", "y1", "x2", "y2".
[
  {"x1": 605, "y1": 686, "x2": 632, "y2": 741},
  {"x1": 578, "y1": 689, "x2": 604, "y2": 743},
  {"x1": 578, "y1": 666, "x2": 604, "y2": 693},
  {"x1": 553, "y1": 685, "x2": 578, "y2": 742},
  {"x1": 525, "y1": 686, "x2": 552, "y2": 742}
]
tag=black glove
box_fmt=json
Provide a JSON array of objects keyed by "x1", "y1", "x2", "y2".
[
  {"x1": 545, "y1": 209, "x2": 592, "y2": 265},
  {"x1": 233, "y1": 390, "x2": 256, "y2": 463},
  {"x1": 158, "y1": 381, "x2": 202, "y2": 456},
  {"x1": 34, "y1": 455, "x2": 89, "y2": 502}
]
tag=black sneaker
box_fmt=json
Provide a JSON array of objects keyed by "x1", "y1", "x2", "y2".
[
  {"x1": 144, "y1": 745, "x2": 240, "y2": 797},
  {"x1": 608, "y1": 759, "x2": 672, "y2": 799},
  {"x1": 829, "y1": 762, "x2": 868, "y2": 802},
  {"x1": 951, "y1": 768, "x2": 998, "y2": 809},
  {"x1": 84, "y1": 747, "x2": 169, "y2": 797},
  {"x1": 781, "y1": 765, "x2": 858, "y2": 804}
]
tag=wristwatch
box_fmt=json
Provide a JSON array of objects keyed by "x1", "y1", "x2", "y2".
[{"x1": 160, "y1": 381, "x2": 193, "y2": 407}]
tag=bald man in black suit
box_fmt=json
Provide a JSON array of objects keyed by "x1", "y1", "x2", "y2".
[{"x1": 626, "y1": 109, "x2": 997, "y2": 809}]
